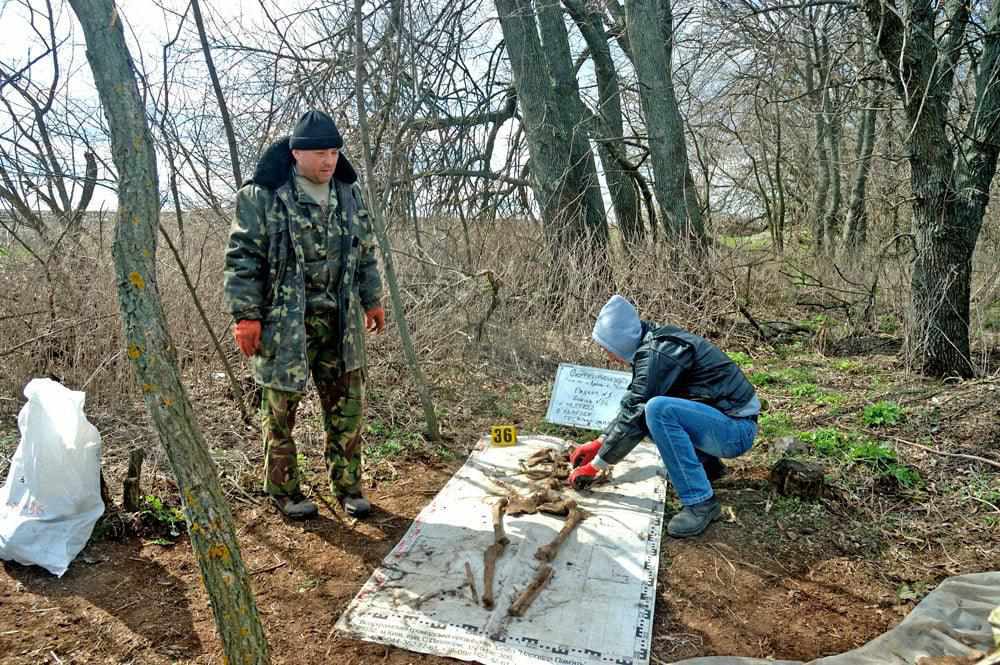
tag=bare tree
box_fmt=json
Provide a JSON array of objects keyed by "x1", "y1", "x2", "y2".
[
  {"x1": 494, "y1": 0, "x2": 609, "y2": 255},
  {"x1": 0, "y1": 0, "x2": 102, "y2": 244},
  {"x1": 563, "y1": 0, "x2": 646, "y2": 246},
  {"x1": 66, "y1": 0, "x2": 270, "y2": 661},
  {"x1": 862, "y1": 0, "x2": 1000, "y2": 377},
  {"x1": 624, "y1": 0, "x2": 705, "y2": 240}
]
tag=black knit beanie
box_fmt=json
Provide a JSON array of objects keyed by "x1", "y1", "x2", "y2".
[{"x1": 289, "y1": 110, "x2": 344, "y2": 150}]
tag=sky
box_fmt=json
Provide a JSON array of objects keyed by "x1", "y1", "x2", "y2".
[
  {"x1": 1, "y1": 0, "x2": 749, "y2": 219},
  {"x1": 1, "y1": 0, "x2": 514, "y2": 213},
  {"x1": 1, "y1": 0, "x2": 211, "y2": 210}
]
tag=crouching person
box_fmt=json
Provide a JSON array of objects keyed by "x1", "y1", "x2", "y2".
[{"x1": 568, "y1": 295, "x2": 760, "y2": 537}]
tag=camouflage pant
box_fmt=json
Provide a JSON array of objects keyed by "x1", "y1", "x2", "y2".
[{"x1": 261, "y1": 314, "x2": 366, "y2": 499}]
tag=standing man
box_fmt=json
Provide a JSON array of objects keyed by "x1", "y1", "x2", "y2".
[
  {"x1": 224, "y1": 110, "x2": 385, "y2": 519},
  {"x1": 568, "y1": 295, "x2": 760, "y2": 537}
]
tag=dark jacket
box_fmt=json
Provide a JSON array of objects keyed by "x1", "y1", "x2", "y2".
[{"x1": 598, "y1": 321, "x2": 757, "y2": 465}]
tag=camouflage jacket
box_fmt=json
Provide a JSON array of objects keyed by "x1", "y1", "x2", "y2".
[{"x1": 223, "y1": 138, "x2": 383, "y2": 393}]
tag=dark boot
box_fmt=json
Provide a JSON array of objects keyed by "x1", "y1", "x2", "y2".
[
  {"x1": 667, "y1": 497, "x2": 721, "y2": 537},
  {"x1": 339, "y1": 492, "x2": 371, "y2": 519},
  {"x1": 271, "y1": 492, "x2": 319, "y2": 519}
]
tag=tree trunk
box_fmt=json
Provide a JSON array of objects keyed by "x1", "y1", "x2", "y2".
[
  {"x1": 67, "y1": 2, "x2": 270, "y2": 662},
  {"x1": 910, "y1": 197, "x2": 976, "y2": 377},
  {"x1": 861, "y1": 0, "x2": 1000, "y2": 378},
  {"x1": 494, "y1": 0, "x2": 609, "y2": 255},
  {"x1": 821, "y1": 88, "x2": 843, "y2": 254},
  {"x1": 806, "y1": 18, "x2": 831, "y2": 254},
  {"x1": 190, "y1": 0, "x2": 242, "y2": 187},
  {"x1": 623, "y1": 0, "x2": 705, "y2": 241},
  {"x1": 841, "y1": 95, "x2": 877, "y2": 255},
  {"x1": 535, "y1": 0, "x2": 608, "y2": 242},
  {"x1": 774, "y1": 102, "x2": 786, "y2": 254},
  {"x1": 562, "y1": 0, "x2": 643, "y2": 247},
  {"x1": 904, "y1": 83, "x2": 976, "y2": 379},
  {"x1": 812, "y1": 110, "x2": 830, "y2": 252}
]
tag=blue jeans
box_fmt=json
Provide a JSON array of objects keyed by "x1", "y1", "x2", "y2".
[{"x1": 645, "y1": 396, "x2": 757, "y2": 506}]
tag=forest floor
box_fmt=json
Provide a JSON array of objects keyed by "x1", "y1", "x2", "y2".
[{"x1": 1, "y1": 336, "x2": 999, "y2": 664}]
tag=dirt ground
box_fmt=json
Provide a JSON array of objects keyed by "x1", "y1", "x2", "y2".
[
  {"x1": 0, "y1": 467, "x2": 903, "y2": 665},
  {"x1": 1, "y1": 348, "x2": 998, "y2": 664}
]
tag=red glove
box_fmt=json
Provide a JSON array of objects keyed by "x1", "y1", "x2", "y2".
[
  {"x1": 365, "y1": 305, "x2": 386, "y2": 334},
  {"x1": 569, "y1": 439, "x2": 602, "y2": 468},
  {"x1": 568, "y1": 463, "x2": 600, "y2": 490},
  {"x1": 234, "y1": 319, "x2": 261, "y2": 357}
]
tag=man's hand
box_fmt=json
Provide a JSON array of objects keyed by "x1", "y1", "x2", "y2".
[
  {"x1": 567, "y1": 463, "x2": 600, "y2": 490},
  {"x1": 365, "y1": 305, "x2": 386, "y2": 334},
  {"x1": 569, "y1": 439, "x2": 602, "y2": 468},
  {"x1": 234, "y1": 319, "x2": 261, "y2": 357}
]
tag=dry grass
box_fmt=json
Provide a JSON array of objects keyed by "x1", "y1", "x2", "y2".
[{"x1": 0, "y1": 212, "x2": 997, "y2": 487}]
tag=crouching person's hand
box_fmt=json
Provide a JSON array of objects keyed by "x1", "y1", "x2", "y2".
[{"x1": 568, "y1": 463, "x2": 601, "y2": 490}]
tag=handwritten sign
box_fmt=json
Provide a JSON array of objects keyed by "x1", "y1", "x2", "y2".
[{"x1": 545, "y1": 363, "x2": 632, "y2": 431}]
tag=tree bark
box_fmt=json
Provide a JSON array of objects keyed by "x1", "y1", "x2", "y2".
[
  {"x1": 841, "y1": 90, "x2": 878, "y2": 255},
  {"x1": 494, "y1": 0, "x2": 609, "y2": 255},
  {"x1": 623, "y1": 0, "x2": 705, "y2": 241},
  {"x1": 67, "y1": 1, "x2": 270, "y2": 662},
  {"x1": 562, "y1": 0, "x2": 644, "y2": 246}
]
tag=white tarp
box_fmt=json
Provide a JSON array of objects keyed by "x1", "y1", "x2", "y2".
[{"x1": 336, "y1": 434, "x2": 666, "y2": 665}]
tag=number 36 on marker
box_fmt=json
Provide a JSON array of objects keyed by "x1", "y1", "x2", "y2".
[{"x1": 490, "y1": 425, "x2": 517, "y2": 447}]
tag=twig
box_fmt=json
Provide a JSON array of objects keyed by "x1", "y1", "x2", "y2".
[
  {"x1": 81, "y1": 348, "x2": 124, "y2": 390},
  {"x1": 0, "y1": 314, "x2": 116, "y2": 357},
  {"x1": 0, "y1": 309, "x2": 48, "y2": 322},
  {"x1": 250, "y1": 560, "x2": 287, "y2": 575},
  {"x1": 508, "y1": 565, "x2": 554, "y2": 617},
  {"x1": 890, "y1": 436, "x2": 1000, "y2": 471},
  {"x1": 464, "y1": 561, "x2": 479, "y2": 605},
  {"x1": 968, "y1": 495, "x2": 1000, "y2": 513},
  {"x1": 158, "y1": 223, "x2": 252, "y2": 426},
  {"x1": 738, "y1": 304, "x2": 769, "y2": 341}
]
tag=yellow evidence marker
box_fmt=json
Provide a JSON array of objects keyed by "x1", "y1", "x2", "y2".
[{"x1": 490, "y1": 425, "x2": 518, "y2": 447}]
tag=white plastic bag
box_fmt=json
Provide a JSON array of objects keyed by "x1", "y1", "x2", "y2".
[{"x1": 0, "y1": 378, "x2": 105, "y2": 576}]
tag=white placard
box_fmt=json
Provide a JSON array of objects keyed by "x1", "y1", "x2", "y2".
[{"x1": 544, "y1": 363, "x2": 631, "y2": 431}]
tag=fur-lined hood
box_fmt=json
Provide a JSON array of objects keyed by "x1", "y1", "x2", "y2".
[{"x1": 245, "y1": 136, "x2": 358, "y2": 190}]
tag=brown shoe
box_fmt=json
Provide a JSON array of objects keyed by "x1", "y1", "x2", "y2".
[{"x1": 270, "y1": 492, "x2": 318, "y2": 519}]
